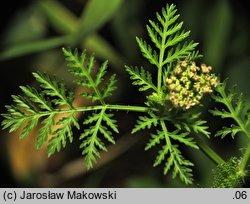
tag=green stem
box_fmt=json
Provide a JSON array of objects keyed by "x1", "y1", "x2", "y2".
[
  {"x1": 157, "y1": 25, "x2": 167, "y2": 94},
  {"x1": 239, "y1": 143, "x2": 250, "y2": 174},
  {"x1": 76, "y1": 104, "x2": 149, "y2": 113},
  {"x1": 105, "y1": 104, "x2": 149, "y2": 112},
  {"x1": 21, "y1": 104, "x2": 149, "y2": 119},
  {"x1": 85, "y1": 74, "x2": 105, "y2": 106},
  {"x1": 160, "y1": 120, "x2": 172, "y2": 149},
  {"x1": 194, "y1": 136, "x2": 225, "y2": 165}
]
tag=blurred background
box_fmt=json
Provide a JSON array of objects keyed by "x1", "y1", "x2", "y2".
[{"x1": 0, "y1": 0, "x2": 250, "y2": 187}]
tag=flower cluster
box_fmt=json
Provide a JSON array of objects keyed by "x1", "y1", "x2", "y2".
[{"x1": 166, "y1": 61, "x2": 218, "y2": 109}]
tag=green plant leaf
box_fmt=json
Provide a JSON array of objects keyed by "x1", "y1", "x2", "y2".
[
  {"x1": 169, "y1": 130, "x2": 199, "y2": 149},
  {"x1": 1, "y1": 69, "x2": 79, "y2": 155},
  {"x1": 36, "y1": 113, "x2": 55, "y2": 149},
  {"x1": 48, "y1": 113, "x2": 79, "y2": 157},
  {"x1": 145, "y1": 130, "x2": 165, "y2": 151},
  {"x1": 150, "y1": 122, "x2": 195, "y2": 184},
  {"x1": 215, "y1": 125, "x2": 242, "y2": 139},
  {"x1": 63, "y1": 48, "x2": 117, "y2": 103},
  {"x1": 138, "y1": 3, "x2": 198, "y2": 72},
  {"x1": 73, "y1": 0, "x2": 123, "y2": 44},
  {"x1": 0, "y1": 36, "x2": 69, "y2": 61},
  {"x1": 203, "y1": 0, "x2": 232, "y2": 69},
  {"x1": 136, "y1": 37, "x2": 158, "y2": 66},
  {"x1": 126, "y1": 66, "x2": 157, "y2": 92},
  {"x1": 210, "y1": 82, "x2": 250, "y2": 140},
  {"x1": 80, "y1": 108, "x2": 118, "y2": 168},
  {"x1": 132, "y1": 114, "x2": 158, "y2": 134},
  {"x1": 39, "y1": 0, "x2": 78, "y2": 33},
  {"x1": 173, "y1": 112, "x2": 210, "y2": 138}
]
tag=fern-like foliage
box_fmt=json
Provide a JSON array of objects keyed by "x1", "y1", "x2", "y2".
[
  {"x1": 1, "y1": 3, "x2": 224, "y2": 186},
  {"x1": 132, "y1": 112, "x2": 158, "y2": 134},
  {"x1": 126, "y1": 3, "x2": 204, "y2": 184},
  {"x1": 136, "y1": 4, "x2": 198, "y2": 72},
  {"x1": 172, "y1": 112, "x2": 210, "y2": 138},
  {"x1": 80, "y1": 108, "x2": 118, "y2": 168},
  {"x1": 2, "y1": 72, "x2": 80, "y2": 156},
  {"x1": 63, "y1": 48, "x2": 117, "y2": 104},
  {"x1": 210, "y1": 82, "x2": 250, "y2": 139},
  {"x1": 125, "y1": 66, "x2": 157, "y2": 92},
  {"x1": 145, "y1": 122, "x2": 198, "y2": 184},
  {"x1": 2, "y1": 49, "x2": 119, "y2": 169},
  {"x1": 61, "y1": 48, "x2": 119, "y2": 168}
]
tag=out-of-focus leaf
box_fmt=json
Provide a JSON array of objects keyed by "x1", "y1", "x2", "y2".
[
  {"x1": 1, "y1": 0, "x2": 124, "y2": 66},
  {"x1": 84, "y1": 34, "x2": 124, "y2": 71},
  {"x1": 38, "y1": 0, "x2": 78, "y2": 34},
  {"x1": 39, "y1": 0, "x2": 124, "y2": 69},
  {"x1": 2, "y1": 4, "x2": 46, "y2": 46},
  {"x1": 0, "y1": 36, "x2": 70, "y2": 61},
  {"x1": 73, "y1": 0, "x2": 123, "y2": 44},
  {"x1": 111, "y1": 0, "x2": 142, "y2": 61},
  {"x1": 203, "y1": 0, "x2": 232, "y2": 70}
]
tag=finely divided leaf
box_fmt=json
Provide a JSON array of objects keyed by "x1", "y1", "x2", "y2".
[
  {"x1": 210, "y1": 82, "x2": 250, "y2": 139},
  {"x1": 102, "y1": 112, "x2": 119, "y2": 133},
  {"x1": 138, "y1": 3, "x2": 198, "y2": 72},
  {"x1": 1, "y1": 69, "x2": 79, "y2": 156},
  {"x1": 95, "y1": 60, "x2": 108, "y2": 86},
  {"x1": 63, "y1": 48, "x2": 117, "y2": 103},
  {"x1": 36, "y1": 113, "x2": 55, "y2": 149},
  {"x1": 80, "y1": 108, "x2": 118, "y2": 168},
  {"x1": 19, "y1": 116, "x2": 39, "y2": 139},
  {"x1": 189, "y1": 113, "x2": 210, "y2": 138},
  {"x1": 215, "y1": 125, "x2": 242, "y2": 139},
  {"x1": 170, "y1": 144, "x2": 194, "y2": 184},
  {"x1": 146, "y1": 121, "x2": 195, "y2": 184},
  {"x1": 209, "y1": 108, "x2": 232, "y2": 119},
  {"x1": 169, "y1": 130, "x2": 198, "y2": 149},
  {"x1": 126, "y1": 66, "x2": 157, "y2": 92},
  {"x1": 154, "y1": 144, "x2": 169, "y2": 167},
  {"x1": 101, "y1": 74, "x2": 117, "y2": 99},
  {"x1": 136, "y1": 37, "x2": 158, "y2": 66},
  {"x1": 48, "y1": 112, "x2": 79, "y2": 157},
  {"x1": 20, "y1": 86, "x2": 52, "y2": 111},
  {"x1": 174, "y1": 113, "x2": 210, "y2": 138},
  {"x1": 164, "y1": 41, "x2": 198, "y2": 65},
  {"x1": 145, "y1": 130, "x2": 165, "y2": 150},
  {"x1": 132, "y1": 114, "x2": 158, "y2": 134}
]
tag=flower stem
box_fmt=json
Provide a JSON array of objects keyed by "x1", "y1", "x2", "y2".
[
  {"x1": 20, "y1": 104, "x2": 149, "y2": 119},
  {"x1": 75, "y1": 104, "x2": 149, "y2": 113},
  {"x1": 194, "y1": 136, "x2": 225, "y2": 165},
  {"x1": 105, "y1": 104, "x2": 149, "y2": 112}
]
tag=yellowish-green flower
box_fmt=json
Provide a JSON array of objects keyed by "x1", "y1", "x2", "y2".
[{"x1": 166, "y1": 61, "x2": 218, "y2": 109}]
